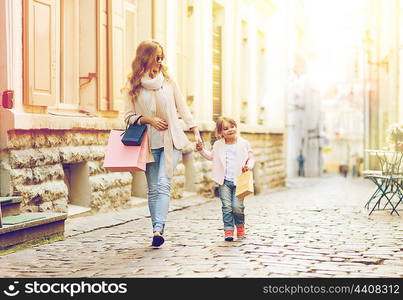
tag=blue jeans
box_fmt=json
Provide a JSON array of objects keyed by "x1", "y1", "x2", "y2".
[
  {"x1": 145, "y1": 147, "x2": 181, "y2": 234},
  {"x1": 218, "y1": 180, "x2": 245, "y2": 230}
]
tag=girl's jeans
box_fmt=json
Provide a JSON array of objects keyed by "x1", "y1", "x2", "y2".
[
  {"x1": 145, "y1": 147, "x2": 181, "y2": 234},
  {"x1": 218, "y1": 180, "x2": 245, "y2": 230}
]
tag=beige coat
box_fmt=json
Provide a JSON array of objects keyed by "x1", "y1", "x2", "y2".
[
  {"x1": 125, "y1": 79, "x2": 196, "y2": 150},
  {"x1": 124, "y1": 78, "x2": 196, "y2": 155}
]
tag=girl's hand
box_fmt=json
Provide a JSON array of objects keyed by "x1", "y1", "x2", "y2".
[
  {"x1": 151, "y1": 117, "x2": 168, "y2": 131},
  {"x1": 242, "y1": 166, "x2": 250, "y2": 173}
]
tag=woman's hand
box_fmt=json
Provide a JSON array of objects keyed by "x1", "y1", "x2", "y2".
[
  {"x1": 190, "y1": 126, "x2": 203, "y2": 149},
  {"x1": 150, "y1": 117, "x2": 168, "y2": 131},
  {"x1": 242, "y1": 165, "x2": 250, "y2": 173}
]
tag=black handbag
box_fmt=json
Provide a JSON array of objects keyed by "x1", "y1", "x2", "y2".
[{"x1": 121, "y1": 115, "x2": 147, "y2": 146}]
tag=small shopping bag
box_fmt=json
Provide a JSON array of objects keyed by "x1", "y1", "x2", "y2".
[
  {"x1": 103, "y1": 129, "x2": 149, "y2": 172},
  {"x1": 235, "y1": 170, "x2": 254, "y2": 198}
]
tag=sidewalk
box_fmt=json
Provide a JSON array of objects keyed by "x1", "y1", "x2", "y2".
[
  {"x1": 65, "y1": 177, "x2": 289, "y2": 238},
  {"x1": 1, "y1": 175, "x2": 402, "y2": 278},
  {"x1": 64, "y1": 193, "x2": 214, "y2": 238}
]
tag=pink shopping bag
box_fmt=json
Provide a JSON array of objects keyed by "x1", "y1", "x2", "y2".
[{"x1": 103, "y1": 130, "x2": 149, "y2": 172}]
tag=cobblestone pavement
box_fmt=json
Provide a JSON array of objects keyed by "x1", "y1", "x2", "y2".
[{"x1": 0, "y1": 175, "x2": 402, "y2": 278}]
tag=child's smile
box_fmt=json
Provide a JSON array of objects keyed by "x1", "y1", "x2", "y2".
[{"x1": 221, "y1": 121, "x2": 237, "y2": 143}]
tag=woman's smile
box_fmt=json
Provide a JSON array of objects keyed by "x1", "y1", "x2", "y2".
[{"x1": 150, "y1": 66, "x2": 160, "y2": 76}]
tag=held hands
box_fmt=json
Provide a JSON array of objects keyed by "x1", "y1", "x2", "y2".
[
  {"x1": 194, "y1": 132, "x2": 203, "y2": 151},
  {"x1": 195, "y1": 142, "x2": 203, "y2": 152}
]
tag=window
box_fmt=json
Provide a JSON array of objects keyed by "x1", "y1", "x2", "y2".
[
  {"x1": 23, "y1": 0, "x2": 138, "y2": 116},
  {"x1": 23, "y1": 0, "x2": 57, "y2": 107},
  {"x1": 212, "y1": 3, "x2": 223, "y2": 121},
  {"x1": 240, "y1": 20, "x2": 249, "y2": 124},
  {"x1": 175, "y1": 0, "x2": 187, "y2": 95},
  {"x1": 256, "y1": 30, "x2": 266, "y2": 125}
]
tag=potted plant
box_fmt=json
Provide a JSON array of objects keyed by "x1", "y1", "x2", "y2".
[{"x1": 386, "y1": 123, "x2": 403, "y2": 151}]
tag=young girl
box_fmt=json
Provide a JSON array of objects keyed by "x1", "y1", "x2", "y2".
[{"x1": 196, "y1": 117, "x2": 255, "y2": 241}]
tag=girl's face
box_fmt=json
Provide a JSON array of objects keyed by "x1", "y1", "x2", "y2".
[
  {"x1": 221, "y1": 120, "x2": 237, "y2": 141},
  {"x1": 148, "y1": 46, "x2": 164, "y2": 77}
]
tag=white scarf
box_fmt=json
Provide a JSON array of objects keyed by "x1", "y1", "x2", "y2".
[
  {"x1": 141, "y1": 71, "x2": 164, "y2": 90},
  {"x1": 141, "y1": 72, "x2": 175, "y2": 178}
]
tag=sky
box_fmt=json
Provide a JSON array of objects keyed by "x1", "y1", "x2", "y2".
[{"x1": 300, "y1": 0, "x2": 366, "y2": 91}]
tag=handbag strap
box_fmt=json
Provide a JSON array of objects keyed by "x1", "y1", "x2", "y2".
[{"x1": 121, "y1": 114, "x2": 143, "y2": 136}]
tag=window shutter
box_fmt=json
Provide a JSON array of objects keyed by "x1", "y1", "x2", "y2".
[
  {"x1": 176, "y1": 0, "x2": 187, "y2": 95},
  {"x1": 109, "y1": 0, "x2": 138, "y2": 113},
  {"x1": 110, "y1": 0, "x2": 125, "y2": 112},
  {"x1": 98, "y1": 0, "x2": 110, "y2": 111},
  {"x1": 79, "y1": 0, "x2": 97, "y2": 113},
  {"x1": 24, "y1": 0, "x2": 57, "y2": 106}
]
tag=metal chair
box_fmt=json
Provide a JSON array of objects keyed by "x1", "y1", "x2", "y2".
[{"x1": 364, "y1": 150, "x2": 402, "y2": 216}]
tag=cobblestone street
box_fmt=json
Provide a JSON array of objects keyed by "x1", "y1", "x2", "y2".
[{"x1": 0, "y1": 175, "x2": 402, "y2": 278}]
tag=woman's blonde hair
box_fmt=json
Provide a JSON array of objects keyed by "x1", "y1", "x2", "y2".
[
  {"x1": 216, "y1": 116, "x2": 237, "y2": 136},
  {"x1": 126, "y1": 40, "x2": 170, "y2": 100}
]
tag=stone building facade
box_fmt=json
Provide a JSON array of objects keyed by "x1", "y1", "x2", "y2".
[
  {"x1": 0, "y1": 0, "x2": 287, "y2": 215},
  {"x1": 1, "y1": 127, "x2": 285, "y2": 213}
]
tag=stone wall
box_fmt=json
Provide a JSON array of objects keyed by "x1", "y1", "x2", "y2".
[
  {"x1": 189, "y1": 131, "x2": 217, "y2": 198},
  {"x1": 243, "y1": 132, "x2": 286, "y2": 193},
  {"x1": 0, "y1": 129, "x2": 285, "y2": 214},
  {"x1": 0, "y1": 129, "x2": 132, "y2": 213}
]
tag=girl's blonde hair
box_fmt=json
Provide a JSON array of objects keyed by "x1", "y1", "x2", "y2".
[
  {"x1": 216, "y1": 116, "x2": 237, "y2": 136},
  {"x1": 126, "y1": 40, "x2": 170, "y2": 100}
]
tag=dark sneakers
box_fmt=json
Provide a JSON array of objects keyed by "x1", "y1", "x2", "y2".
[{"x1": 151, "y1": 235, "x2": 165, "y2": 247}]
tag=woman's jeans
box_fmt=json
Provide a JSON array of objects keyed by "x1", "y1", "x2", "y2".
[
  {"x1": 145, "y1": 147, "x2": 181, "y2": 234},
  {"x1": 218, "y1": 180, "x2": 245, "y2": 230}
]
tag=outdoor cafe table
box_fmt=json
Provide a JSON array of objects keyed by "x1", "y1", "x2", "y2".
[{"x1": 363, "y1": 149, "x2": 402, "y2": 216}]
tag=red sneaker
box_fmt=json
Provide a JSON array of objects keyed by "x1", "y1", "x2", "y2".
[
  {"x1": 224, "y1": 230, "x2": 234, "y2": 242},
  {"x1": 236, "y1": 225, "x2": 245, "y2": 238}
]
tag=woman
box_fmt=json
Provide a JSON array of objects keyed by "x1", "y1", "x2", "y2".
[{"x1": 124, "y1": 40, "x2": 202, "y2": 248}]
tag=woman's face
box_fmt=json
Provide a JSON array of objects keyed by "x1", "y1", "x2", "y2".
[{"x1": 148, "y1": 46, "x2": 164, "y2": 77}]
